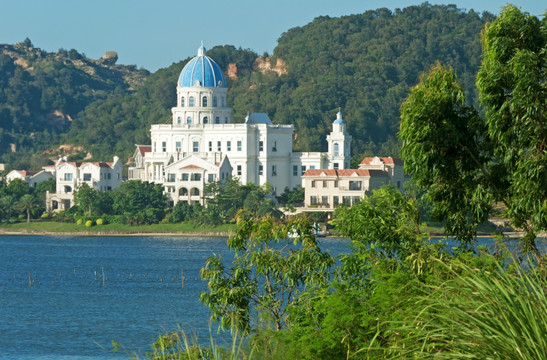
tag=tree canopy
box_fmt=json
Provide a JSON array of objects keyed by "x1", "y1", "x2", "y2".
[{"x1": 400, "y1": 5, "x2": 547, "y2": 255}]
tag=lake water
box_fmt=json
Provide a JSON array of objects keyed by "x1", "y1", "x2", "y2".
[{"x1": 0, "y1": 235, "x2": 350, "y2": 359}]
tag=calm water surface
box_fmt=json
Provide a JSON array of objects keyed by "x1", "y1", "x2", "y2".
[{"x1": 0, "y1": 235, "x2": 350, "y2": 359}]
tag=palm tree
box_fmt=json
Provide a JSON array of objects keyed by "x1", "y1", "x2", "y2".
[
  {"x1": 0, "y1": 195, "x2": 15, "y2": 223},
  {"x1": 17, "y1": 194, "x2": 38, "y2": 223}
]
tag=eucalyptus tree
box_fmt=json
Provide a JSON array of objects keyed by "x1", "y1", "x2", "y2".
[{"x1": 400, "y1": 5, "x2": 547, "y2": 256}]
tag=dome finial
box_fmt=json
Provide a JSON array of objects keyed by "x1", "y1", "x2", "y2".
[{"x1": 198, "y1": 41, "x2": 206, "y2": 56}]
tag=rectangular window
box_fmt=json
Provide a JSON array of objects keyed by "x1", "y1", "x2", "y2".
[
  {"x1": 259, "y1": 141, "x2": 263, "y2": 152},
  {"x1": 311, "y1": 180, "x2": 316, "y2": 188},
  {"x1": 208, "y1": 174, "x2": 215, "y2": 182},
  {"x1": 333, "y1": 162, "x2": 339, "y2": 169},
  {"x1": 182, "y1": 173, "x2": 189, "y2": 181},
  {"x1": 191, "y1": 173, "x2": 201, "y2": 181},
  {"x1": 193, "y1": 141, "x2": 199, "y2": 152},
  {"x1": 310, "y1": 196, "x2": 318, "y2": 205},
  {"x1": 83, "y1": 173, "x2": 91, "y2": 181},
  {"x1": 310, "y1": 165, "x2": 316, "y2": 170},
  {"x1": 301, "y1": 165, "x2": 306, "y2": 175},
  {"x1": 237, "y1": 140, "x2": 242, "y2": 151},
  {"x1": 227, "y1": 141, "x2": 231, "y2": 151},
  {"x1": 334, "y1": 180, "x2": 339, "y2": 187},
  {"x1": 217, "y1": 141, "x2": 221, "y2": 151},
  {"x1": 259, "y1": 165, "x2": 263, "y2": 176},
  {"x1": 272, "y1": 165, "x2": 277, "y2": 176},
  {"x1": 162, "y1": 141, "x2": 167, "y2": 152},
  {"x1": 167, "y1": 173, "x2": 176, "y2": 182},
  {"x1": 322, "y1": 196, "x2": 328, "y2": 205},
  {"x1": 323, "y1": 180, "x2": 327, "y2": 188},
  {"x1": 333, "y1": 196, "x2": 339, "y2": 206},
  {"x1": 107, "y1": 173, "x2": 111, "y2": 180},
  {"x1": 237, "y1": 165, "x2": 242, "y2": 176},
  {"x1": 107, "y1": 186, "x2": 112, "y2": 191},
  {"x1": 349, "y1": 181, "x2": 362, "y2": 191},
  {"x1": 293, "y1": 165, "x2": 298, "y2": 176},
  {"x1": 176, "y1": 141, "x2": 182, "y2": 152},
  {"x1": 272, "y1": 140, "x2": 277, "y2": 152},
  {"x1": 208, "y1": 141, "x2": 212, "y2": 152},
  {"x1": 64, "y1": 173, "x2": 73, "y2": 181}
]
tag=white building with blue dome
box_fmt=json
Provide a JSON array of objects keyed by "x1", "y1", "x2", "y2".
[{"x1": 129, "y1": 45, "x2": 352, "y2": 205}]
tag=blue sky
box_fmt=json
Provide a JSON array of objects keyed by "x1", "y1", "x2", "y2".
[{"x1": 1, "y1": 0, "x2": 544, "y2": 72}]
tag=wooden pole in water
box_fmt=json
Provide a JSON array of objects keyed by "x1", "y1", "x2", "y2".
[
  {"x1": 102, "y1": 267, "x2": 105, "y2": 287},
  {"x1": 181, "y1": 269, "x2": 184, "y2": 289},
  {"x1": 28, "y1": 272, "x2": 32, "y2": 287}
]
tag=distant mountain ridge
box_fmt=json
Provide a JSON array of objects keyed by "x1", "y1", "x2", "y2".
[{"x1": 0, "y1": 4, "x2": 494, "y2": 172}]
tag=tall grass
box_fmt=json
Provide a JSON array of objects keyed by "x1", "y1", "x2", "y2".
[
  {"x1": 126, "y1": 325, "x2": 253, "y2": 360},
  {"x1": 386, "y1": 258, "x2": 547, "y2": 359}
]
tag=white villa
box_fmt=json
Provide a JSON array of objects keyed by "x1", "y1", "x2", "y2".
[
  {"x1": 46, "y1": 156, "x2": 122, "y2": 211},
  {"x1": 6, "y1": 169, "x2": 54, "y2": 187},
  {"x1": 129, "y1": 45, "x2": 352, "y2": 205},
  {"x1": 302, "y1": 157, "x2": 407, "y2": 210}
]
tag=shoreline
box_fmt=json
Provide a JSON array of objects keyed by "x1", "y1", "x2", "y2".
[{"x1": 0, "y1": 228, "x2": 231, "y2": 237}]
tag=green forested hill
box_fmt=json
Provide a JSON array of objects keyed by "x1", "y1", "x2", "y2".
[{"x1": 0, "y1": 4, "x2": 494, "y2": 171}]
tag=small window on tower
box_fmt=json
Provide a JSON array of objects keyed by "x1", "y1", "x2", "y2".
[
  {"x1": 181, "y1": 97, "x2": 185, "y2": 107},
  {"x1": 203, "y1": 116, "x2": 208, "y2": 124},
  {"x1": 187, "y1": 117, "x2": 192, "y2": 124},
  {"x1": 215, "y1": 117, "x2": 220, "y2": 124},
  {"x1": 213, "y1": 97, "x2": 217, "y2": 107},
  {"x1": 189, "y1": 96, "x2": 195, "y2": 107},
  {"x1": 202, "y1": 96, "x2": 208, "y2": 107},
  {"x1": 334, "y1": 143, "x2": 339, "y2": 157}
]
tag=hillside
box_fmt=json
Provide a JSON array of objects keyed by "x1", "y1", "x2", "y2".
[{"x1": 0, "y1": 4, "x2": 494, "y2": 171}]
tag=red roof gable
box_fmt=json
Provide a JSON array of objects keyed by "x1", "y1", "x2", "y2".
[
  {"x1": 360, "y1": 156, "x2": 403, "y2": 165},
  {"x1": 180, "y1": 164, "x2": 203, "y2": 169}
]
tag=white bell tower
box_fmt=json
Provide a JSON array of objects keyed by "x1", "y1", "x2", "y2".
[{"x1": 326, "y1": 111, "x2": 352, "y2": 169}]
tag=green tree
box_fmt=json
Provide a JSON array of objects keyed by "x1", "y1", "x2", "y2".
[
  {"x1": 400, "y1": 5, "x2": 547, "y2": 256},
  {"x1": 74, "y1": 183, "x2": 99, "y2": 216},
  {"x1": 0, "y1": 195, "x2": 15, "y2": 223},
  {"x1": 17, "y1": 194, "x2": 38, "y2": 223},
  {"x1": 200, "y1": 211, "x2": 334, "y2": 332}
]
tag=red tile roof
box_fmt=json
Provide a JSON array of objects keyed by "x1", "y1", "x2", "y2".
[
  {"x1": 136, "y1": 145, "x2": 152, "y2": 156},
  {"x1": 360, "y1": 156, "x2": 403, "y2": 165},
  {"x1": 303, "y1": 169, "x2": 388, "y2": 177}
]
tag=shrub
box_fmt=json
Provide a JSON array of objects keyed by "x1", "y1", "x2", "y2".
[
  {"x1": 96, "y1": 218, "x2": 104, "y2": 225},
  {"x1": 76, "y1": 219, "x2": 84, "y2": 225},
  {"x1": 41, "y1": 212, "x2": 50, "y2": 219},
  {"x1": 85, "y1": 220, "x2": 93, "y2": 227}
]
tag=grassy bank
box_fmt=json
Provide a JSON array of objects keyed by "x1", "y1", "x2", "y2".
[{"x1": 0, "y1": 221, "x2": 236, "y2": 235}]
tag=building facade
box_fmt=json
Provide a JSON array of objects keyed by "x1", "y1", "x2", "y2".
[
  {"x1": 46, "y1": 156, "x2": 122, "y2": 211},
  {"x1": 302, "y1": 157, "x2": 407, "y2": 211},
  {"x1": 129, "y1": 45, "x2": 352, "y2": 204}
]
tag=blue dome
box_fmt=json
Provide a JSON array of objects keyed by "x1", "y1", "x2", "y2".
[
  {"x1": 333, "y1": 111, "x2": 346, "y2": 124},
  {"x1": 178, "y1": 46, "x2": 227, "y2": 88}
]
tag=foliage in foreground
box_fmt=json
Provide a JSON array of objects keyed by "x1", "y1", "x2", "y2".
[{"x1": 400, "y1": 5, "x2": 547, "y2": 256}]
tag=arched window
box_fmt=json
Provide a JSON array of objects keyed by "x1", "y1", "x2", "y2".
[
  {"x1": 181, "y1": 97, "x2": 185, "y2": 107},
  {"x1": 213, "y1": 96, "x2": 217, "y2": 107},
  {"x1": 177, "y1": 117, "x2": 181, "y2": 124},
  {"x1": 203, "y1": 116, "x2": 208, "y2": 124},
  {"x1": 189, "y1": 96, "x2": 195, "y2": 107},
  {"x1": 190, "y1": 188, "x2": 200, "y2": 196},
  {"x1": 187, "y1": 116, "x2": 192, "y2": 124},
  {"x1": 202, "y1": 96, "x2": 207, "y2": 107},
  {"x1": 179, "y1": 188, "x2": 188, "y2": 196},
  {"x1": 334, "y1": 143, "x2": 339, "y2": 157},
  {"x1": 215, "y1": 116, "x2": 220, "y2": 124}
]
